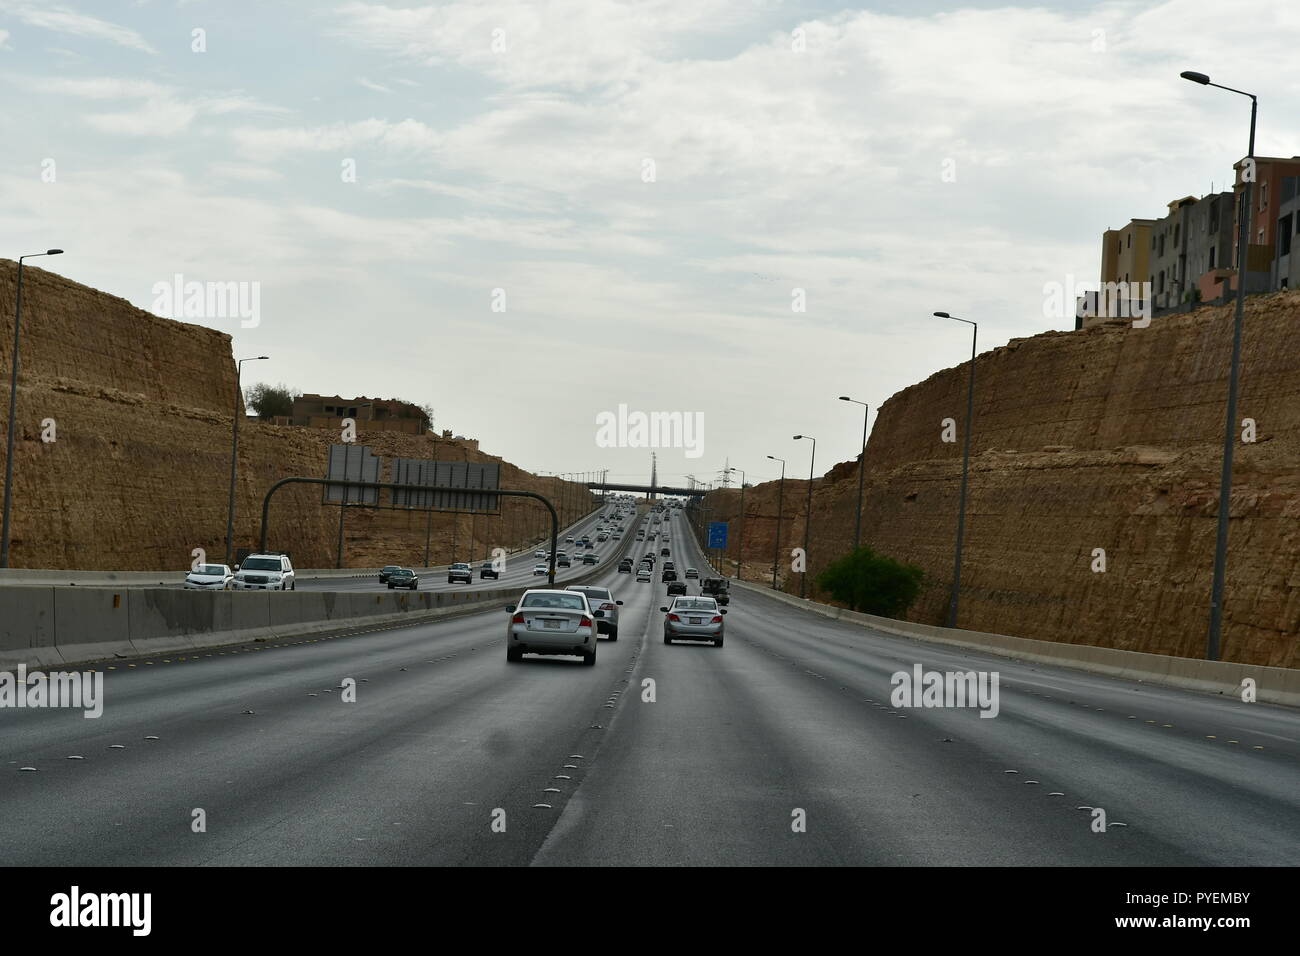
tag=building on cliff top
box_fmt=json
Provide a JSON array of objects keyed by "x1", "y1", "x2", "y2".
[
  {"x1": 290, "y1": 394, "x2": 429, "y2": 434},
  {"x1": 1089, "y1": 156, "x2": 1300, "y2": 327}
]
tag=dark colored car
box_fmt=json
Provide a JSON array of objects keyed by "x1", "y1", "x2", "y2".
[
  {"x1": 660, "y1": 547, "x2": 670, "y2": 556},
  {"x1": 387, "y1": 568, "x2": 419, "y2": 590},
  {"x1": 666, "y1": 580, "x2": 687, "y2": 596},
  {"x1": 661, "y1": 569, "x2": 678, "y2": 582},
  {"x1": 618, "y1": 559, "x2": 633, "y2": 573},
  {"x1": 701, "y1": 577, "x2": 730, "y2": 605},
  {"x1": 480, "y1": 562, "x2": 499, "y2": 579},
  {"x1": 379, "y1": 565, "x2": 402, "y2": 583}
]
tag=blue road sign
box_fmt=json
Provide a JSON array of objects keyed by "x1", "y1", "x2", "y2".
[{"x1": 707, "y1": 521, "x2": 728, "y2": 549}]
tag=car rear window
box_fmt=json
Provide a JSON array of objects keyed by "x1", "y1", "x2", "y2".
[
  {"x1": 522, "y1": 593, "x2": 587, "y2": 610},
  {"x1": 569, "y1": 588, "x2": 610, "y2": 600},
  {"x1": 674, "y1": 599, "x2": 717, "y2": 611}
]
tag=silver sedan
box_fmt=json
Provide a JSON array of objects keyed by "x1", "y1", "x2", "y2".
[
  {"x1": 506, "y1": 589, "x2": 600, "y2": 665},
  {"x1": 660, "y1": 596, "x2": 726, "y2": 647}
]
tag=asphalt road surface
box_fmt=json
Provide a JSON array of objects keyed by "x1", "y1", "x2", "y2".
[{"x1": 3, "y1": 508, "x2": 1296, "y2": 865}]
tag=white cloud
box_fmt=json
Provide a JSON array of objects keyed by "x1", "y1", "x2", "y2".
[
  {"x1": 356, "y1": 76, "x2": 392, "y2": 93},
  {"x1": 231, "y1": 117, "x2": 440, "y2": 160},
  {"x1": 0, "y1": 0, "x2": 156, "y2": 53},
  {"x1": 333, "y1": 0, "x2": 758, "y2": 91},
  {"x1": 26, "y1": 75, "x2": 288, "y2": 136}
]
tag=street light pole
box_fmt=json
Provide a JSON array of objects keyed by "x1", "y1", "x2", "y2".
[
  {"x1": 2, "y1": 249, "x2": 64, "y2": 568},
  {"x1": 839, "y1": 397, "x2": 869, "y2": 551},
  {"x1": 793, "y1": 435, "x2": 816, "y2": 598},
  {"x1": 1181, "y1": 69, "x2": 1257, "y2": 662},
  {"x1": 767, "y1": 455, "x2": 785, "y2": 590},
  {"x1": 225, "y1": 354, "x2": 268, "y2": 566},
  {"x1": 934, "y1": 312, "x2": 977, "y2": 628},
  {"x1": 727, "y1": 466, "x2": 746, "y2": 580}
]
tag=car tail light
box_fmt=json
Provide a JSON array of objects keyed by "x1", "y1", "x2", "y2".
[
  {"x1": 711, "y1": 616, "x2": 723, "y2": 624},
  {"x1": 667, "y1": 614, "x2": 681, "y2": 622},
  {"x1": 600, "y1": 602, "x2": 615, "y2": 611},
  {"x1": 511, "y1": 614, "x2": 525, "y2": 624},
  {"x1": 579, "y1": 616, "x2": 593, "y2": 628}
]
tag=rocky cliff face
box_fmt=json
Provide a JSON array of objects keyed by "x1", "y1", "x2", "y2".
[
  {"x1": 0, "y1": 261, "x2": 588, "y2": 570},
  {"x1": 703, "y1": 293, "x2": 1300, "y2": 668}
]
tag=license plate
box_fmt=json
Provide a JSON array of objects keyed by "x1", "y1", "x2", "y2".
[
  {"x1": 689, "y1": 618, "x2": 703, "y2": 625},
  {"x1": 544, "y1": 619, "x2": 561, "y2": 629}
]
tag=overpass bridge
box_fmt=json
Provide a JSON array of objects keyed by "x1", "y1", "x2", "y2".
[{"x1": 585, "y1": 480, "x2": 706, "y2": 499}]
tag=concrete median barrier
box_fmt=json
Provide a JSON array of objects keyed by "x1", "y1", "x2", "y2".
[
  {"x1": 729, "y1": 578, "x2": 1300, "y2": 707},
  {"x1": 49, "y1": 588, "x2": 135, "y2": 666},
  {"x1": 0, "y1": 516, "x2": 636, "y2": 670},
  {"x1": 0, "y1": 588, "x2": 54, "y2": 663}
]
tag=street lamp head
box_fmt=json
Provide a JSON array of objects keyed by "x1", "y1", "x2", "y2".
[
  {"x1": 793, "y1": 434, "x2": 802, "y2": 440},
  {"x1": 47, "y1": 249, "x2": 64, "y2": 256},
  {"x1": 1180, "y1": 70, "x2": 1211, "y2": 85},
  {"x1": 256, "y1": 355, "x2": 269, "y2": 360},
  {"x1": 933, "y1": 311, "x2": 950, "y2": 318}
]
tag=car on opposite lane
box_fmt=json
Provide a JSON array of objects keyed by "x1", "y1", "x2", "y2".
[
  {"x1": 533, "y1": 563, "x2": 549, "y2": 575},
  {"x1": 387, "y1": 568, "x2": 419, "y2": 590},
  {"x1": 447, "y1": 562, "x2": 473, "y2": 584},
  {"x1": 661, "y1": 595, "x2": 726, "y2": 646},
  {"x1": 480, "y1": 561, "x2": 499, "y2": 579},
  {"x1": 232, "y1": 553, "x2": 295, "y2": 591},
  {"x1": 184, "y1": 563, "x2": 234, "y2": 590},
  {"x1": 378, "y1": 565, "x2": 402, "y2": 584},
  {"x1": 506, "y1": 589, "x2": 600, "y2": 665}
]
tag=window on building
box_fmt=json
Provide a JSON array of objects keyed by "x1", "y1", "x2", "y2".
[
  {"x1": 1280, "y1": 215, "x2": 1293, "y2": 256},
  {"x1": 1174, "y1": 225, "x2": 1180, "y2": 245},
  {"x1": 1127, "y1": 234, "x2": 1131, "y2": 248},
  {"x1": 1209, "y1": 247, "x2": 1216, "y2": 268},
  {"x1": 1261, "y1": 182, "x2": 1268, "y2": 210}
]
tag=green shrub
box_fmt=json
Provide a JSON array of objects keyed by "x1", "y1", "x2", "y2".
[{"x1": 815, "y1": 547, "x2": 924, "y2": 617}]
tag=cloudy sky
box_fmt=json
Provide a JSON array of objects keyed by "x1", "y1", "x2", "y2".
[{"x1": 3, "y1": 0, "x2": 1298, "y2": 489}]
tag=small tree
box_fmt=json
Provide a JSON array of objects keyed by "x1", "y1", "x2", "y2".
[
  {"x1": 245, "y1": 382, "x2": 298, "y2": 419},
  {"x1": 815, "y1": 546, "x2": 924, "y2": 618}
]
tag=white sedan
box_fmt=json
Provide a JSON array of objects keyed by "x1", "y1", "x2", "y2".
[{"x1": 184, "y1": 564, "x2": 234, "y2": 589}]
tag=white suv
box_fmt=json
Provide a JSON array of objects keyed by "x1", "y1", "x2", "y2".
[{"x1": 233, "y1": 553, "x2": 296, "y2": 590}]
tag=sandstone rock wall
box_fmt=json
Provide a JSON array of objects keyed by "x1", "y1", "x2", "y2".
[
  {"x1": 704, "y1": 293, "x2": 1300, "y2": 668},
  {"x1": 0, "y1": 261, "x2": 588, "y2": 570}
]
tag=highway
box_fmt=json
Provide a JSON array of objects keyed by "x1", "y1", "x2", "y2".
[
  {"x1": 294, "y1": 505, "x2": 630, "y2": 593},
  {"x1": 1, "y1": 508, "x2": 1296, "y2": 866}
]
